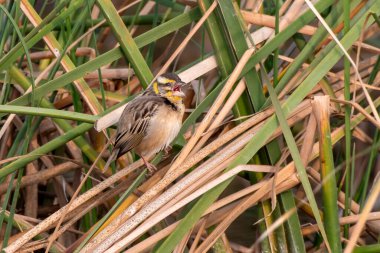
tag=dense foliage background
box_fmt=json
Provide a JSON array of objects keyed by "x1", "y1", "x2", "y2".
[{"x1": 1, "y1": 0, "x2": 380, "y2": 252}]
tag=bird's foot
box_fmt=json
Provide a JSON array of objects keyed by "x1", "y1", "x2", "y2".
[
  {"x1": 163, "y1": 146, "x2": 172, "y2": 158},
  {"x1": 141, "y1": 156, "x2": 157, "y2": 176},
  {"x1": 146, "y1": 163, "x2": 158, "y2": 176}
]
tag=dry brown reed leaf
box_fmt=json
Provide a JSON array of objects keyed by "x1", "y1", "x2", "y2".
[
  {"x1": 220, "y1": 233, "x2": 233, "y2": 253},
  {"x1": 188, "y1": 219, "x2": 207, "y2": 253},
  {"x1": 173, "y1": 229, "x2": 192, "y2": 253},
  {"x1": 150, "y1": 154, "x2": 239, "y2": 220},
  {"x1": 279, "y1": 0, "x2": 306, "y2": 31},
  {"x1": 279, "y1": 0, "x2": 293, "y2": 15},
  {"x1": 241, "y1": 11, "x2": 315, "y2": 35},
  {"x1": 178, "y1": 55, "x2": 218, "y2": 84},
  {"x1": 308, "y1": 146, "x2": 378, "y2": 237},
  {"x1": 230, "y1": 243, "x2": 251, "y2": 253},
  {"x1": 0, "y1": 157, "x2": 79, "y2": 198},
  {"x1": 244, "y1": 0, "x2": 263, "y2": 11},
  {"x1": 302, "y1": 212, "x2": 380, "y2": 236},
  {"x1": 92, "y1": 149, "x2": 237, "y2": 250},
  {"x1": 0, "y1": 154, "x2": 33, "y2": 165},
  {"x1": 242, "y1": 12, "x2": 380, "y2": 54},
  {"x1": 20, "y1": 47, "x2": 94, "y2": 61},
  {"x1": 29, "y1": 68, "x2": 134, "y2": 80},
  {"x1": 330, "y1": 98, "x2": 380, "y2": 129},
  {"x1": 18, "y1": 242, "x2": 49, "y2": 253},
  {"x1": 25, "y1": 162, "x2": 44, "y2": 218},
  {"x1": 300, "y1": 115, "x2": 317, "y2": 166},
  {"x1": 190, "y1": 79, "x2": 247, "y2": 155},
  {"x1": 207, "y1": 179, "x2": 268, "y2": 214},
  {"x1": 344, "y1": 176, "x2": 380, "y2": 252},
  {"x1": 352, "y1": 128, "x2": 373, "y2": 144},
  {"x1": 252, "y1": 207, "x2": 297, "y2": 250}
]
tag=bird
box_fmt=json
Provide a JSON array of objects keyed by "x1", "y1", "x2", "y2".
[{"x1": 103, "y1": 73, "x2": 186, "y2": 174}]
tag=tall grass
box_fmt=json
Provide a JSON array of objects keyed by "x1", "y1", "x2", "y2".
[{"x1": 0, "y1": 0, "x2": 380, "y2": 252}]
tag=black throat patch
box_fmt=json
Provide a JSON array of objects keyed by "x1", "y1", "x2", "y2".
[{"x1": 163, "y1": 97, "x2": 179, "y2": 111}]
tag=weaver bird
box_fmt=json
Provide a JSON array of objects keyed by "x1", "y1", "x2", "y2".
[{"x1": 104, "y1": 73, "x2": 186, "y2": 173}]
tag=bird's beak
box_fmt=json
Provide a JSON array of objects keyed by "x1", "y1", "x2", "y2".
[
  {"x1": 172, "y1": 90, "x2": 185, "y2": 97},
  {"x1": 171, "y1": 81, "x2": 186, "y2": 97},
  {"x1": 172, "y1": 81, "x2": 183, "y2": 90},
  {"x1": 172, "y1": 82, "x2": 185, "y2": 97}
]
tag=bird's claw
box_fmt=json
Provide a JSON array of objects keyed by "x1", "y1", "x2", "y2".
[
  {"x1": 146, "y1": 163, "x2": 158, "y2": 176},
  {"x1": 141, "y1": 156, "x2": 158, "y2": 176},
  {"x1": 163, "y1": 146, "x2": 172, "y2": 158}
]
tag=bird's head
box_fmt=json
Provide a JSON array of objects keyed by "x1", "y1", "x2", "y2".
[{"x1": 147, "y1": 73, "x2": 186, "y2": 103}]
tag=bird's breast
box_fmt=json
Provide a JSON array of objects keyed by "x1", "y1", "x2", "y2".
[{"x1": 135, "y1": 104, "x2": 184, "y2": 157}]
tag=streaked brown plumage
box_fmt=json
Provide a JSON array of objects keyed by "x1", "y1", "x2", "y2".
[{"x1": 104, "y1": 73, "x2": 186, "y2": 173}]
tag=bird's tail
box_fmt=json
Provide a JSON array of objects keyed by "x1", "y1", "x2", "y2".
[{"x1": 103, "y1": 149, "x2": 119, "y2": 173}]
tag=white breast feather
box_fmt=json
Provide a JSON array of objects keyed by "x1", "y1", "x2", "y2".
[
  {"x1": 164, "y1": 119, "x2": 181, "y2": 148},
  {"x1": 139, "y1": 110, "x2": 182, "y2": 157}
]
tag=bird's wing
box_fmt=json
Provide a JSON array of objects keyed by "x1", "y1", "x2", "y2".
[{"x1": 114, "y1": 96, "x2": 162, "y2": 158}]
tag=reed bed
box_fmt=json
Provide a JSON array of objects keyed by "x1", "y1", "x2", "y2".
[{"x1": 0, "y1": 0, "x2": 380, "y2": 252}]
